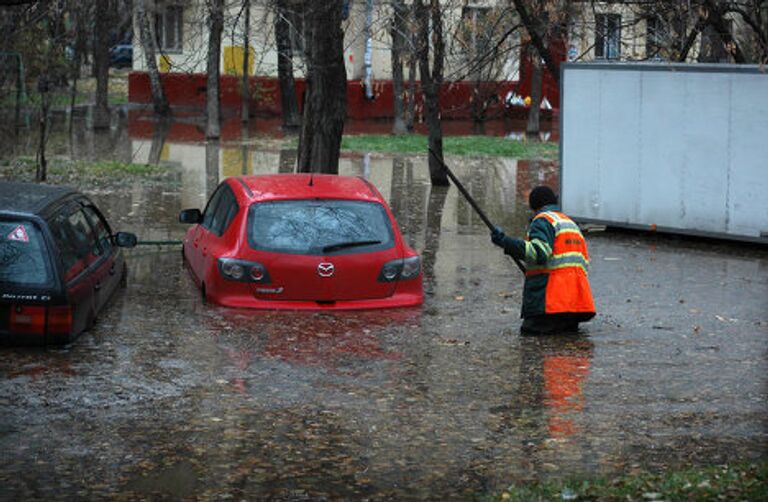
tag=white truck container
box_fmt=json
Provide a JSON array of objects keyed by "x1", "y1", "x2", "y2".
[{"x1": 559, "y1": 63, "x2": 768, "y2": 244}]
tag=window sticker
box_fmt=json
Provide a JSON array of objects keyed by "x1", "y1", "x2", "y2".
[{"x1": 7, "y1": 224, "x2": 29, "y2": 243}]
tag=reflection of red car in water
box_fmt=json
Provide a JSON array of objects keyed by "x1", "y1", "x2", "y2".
[
  {"x1": 180, "y1": 174, "x2": 423, "y2": 310},
  {"x1": 206, "y1": 308, "x2": 419, "y2": 378}
]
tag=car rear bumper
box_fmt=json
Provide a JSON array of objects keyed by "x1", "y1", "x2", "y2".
[
  {"x1": 0, "y1": 331, "x2": 73, "y2": 346},
  {"x1": 210, "y1": 291, "x2": 423, "y2": 310}
]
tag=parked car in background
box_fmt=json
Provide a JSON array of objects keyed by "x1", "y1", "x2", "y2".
[
  {"x1": 179, "y1": 174, "x2": 423, "y2": 310},
  {"x1": 109, "y1": 44, "x2": 132, "y2": 68},
  {"x1": 0, "y1": 182, "x2": 137, "y2": 344}
]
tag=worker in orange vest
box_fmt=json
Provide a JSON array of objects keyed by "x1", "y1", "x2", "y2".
[{"x1": 491, "y1": 186, "x2": 596, "y2": 335}]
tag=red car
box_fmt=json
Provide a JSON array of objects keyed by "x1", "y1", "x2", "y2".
[{"x1": 179, "y1": 174, "x2": 423, "y2": 310}]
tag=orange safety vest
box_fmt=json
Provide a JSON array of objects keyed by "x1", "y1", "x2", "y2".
[{"x1": 525, "y1": 211, "x2": 595, "y2": 315}]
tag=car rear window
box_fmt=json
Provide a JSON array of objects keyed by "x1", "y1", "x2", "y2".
[
  {"x1": 248, "y1": 200, "x2": 394, "y2": 255},
  {"x1": 0, "y1": 220, "x2": 52, "y2": 286}
]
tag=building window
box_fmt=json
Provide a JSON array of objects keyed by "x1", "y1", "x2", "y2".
[
  {"x1": 595, "y1": 13, "x2": 621, "y2": 59},
  {"x1": 156, "y1": 5, "x2": 183, "y2": 52},
  {"x1": 645, "y1": 16, "x2": 664, "y2": 59}
]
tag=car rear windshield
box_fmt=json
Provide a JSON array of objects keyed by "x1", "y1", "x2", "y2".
[
  {"x1": 0, "y1": 219, "x2": 52, "y2": 286},
  {"x1": 248, "y1": 200, "x2": 395, "y2": 255}
]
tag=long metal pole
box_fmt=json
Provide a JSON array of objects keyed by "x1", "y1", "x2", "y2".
[{"x1": 429, "y1": 149, "x2": 526, "y2": 274}]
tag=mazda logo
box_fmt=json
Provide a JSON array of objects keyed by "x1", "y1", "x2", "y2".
[{"x1": 317, "y1": 262, "x2": 335, "y2": 277}]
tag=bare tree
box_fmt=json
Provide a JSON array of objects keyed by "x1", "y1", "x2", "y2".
[
  {"x1": 390, "y1": 0, "x2": 409, "y2": 135},
  {"x1": 526, "y1": 51, "x2": 542, "y2": 135},
  {"x1": 92, "y1": 0, "x2": 113, "y2": 129},
  {"x1": 415, "y1": 0, "x2": 448, "y2": 186},
  {"x1": 274, "y1": 0, "x2": 300, "y2": 130},
  {"x1": 36, "y1": 1, "x2": 68, "y2": 180},
  {"x1": 241, "y1": 0, "x2": 251, "y2": 124},
  {"x1": 68, "y1": 0, "x2": 90, "y2": 134},
  {"x1": 297, "y1": 0, "x2": 346, "y2": 174},
  {"x1": 36, "y1": 74, "x2": 49, "y2": 181},
  {"x1": 136, "y1": 0, "x2": 170, "y2": 115},
  {"x1": 700, "y1": 0, "x2": 746, "y2": 62},
  {"x1": 449, "y1": 5, "x2": 522, "y2": 124},
  {"x1": 510, "y1": 0, "x2": 561, "y2": 84},
  {"x1": 205, "y1": 0, "x2": 225, "y2": 139}
]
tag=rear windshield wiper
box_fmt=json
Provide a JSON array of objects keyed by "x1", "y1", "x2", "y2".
[{"x1": 322, "y1": 240, "x2": 382, "y2": 253}]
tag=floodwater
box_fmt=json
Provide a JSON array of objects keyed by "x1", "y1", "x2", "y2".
[{"x1": 0, "y1": 113, "x2": 766, "y2": 499}]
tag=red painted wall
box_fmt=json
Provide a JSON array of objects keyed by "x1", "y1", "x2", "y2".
[
  {"x1": 126, "y1": 109, "x2": 558, "y2": 144},
  {"x1": 128, "y1": 72, "x2": 560, "y2": 120}
]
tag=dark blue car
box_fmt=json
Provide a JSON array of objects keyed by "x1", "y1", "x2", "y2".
[{"x1": 109, "y1": 44, "x2": 132, "y2": 68}]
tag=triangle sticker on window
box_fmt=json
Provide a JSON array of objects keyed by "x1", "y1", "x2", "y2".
[{"x1": 7, "y1": 225, "x2": 29, "y2": 243}]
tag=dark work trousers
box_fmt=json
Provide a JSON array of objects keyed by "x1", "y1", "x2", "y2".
[{"x1": 520, "y1": 313, "x2": 595, "y2": 336}]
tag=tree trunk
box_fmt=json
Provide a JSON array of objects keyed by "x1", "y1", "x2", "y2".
[
  {"x1": 37, "y1": 84, "x2": 49, "y2": 182},
  {"x1": 148, "y1": 117, "x2": 171, "y2": 165},
  {"x1": 93, "y1": 0, "x2": 112, "y2": 129},
  {"x1": 297, "y1": 0, "x2": 346, "y2": 174},
  {"x1": 69, "y1": 48, "x2": 80, "y2": 137},
  {"x1": 279, "y1": 148, "x2": 297, "y2": 173},
  {"x1": 677, "y1": 14, "x2": 707, "y2": 62},
  {"x1": 391, "y1": 0, "x2": 408, "y2": 135},
  {"x1": 702, "y1": 0, "x2": 746, "y2": 63},
  {"x1": 205, "y1": 141, "x2": 220, "y2": 199},
  {"x1": 406, "y1": 1, "x2": 418, "y2": 131},
  {"x1": 206, "y1": 0, "x2": 225, "y2": 139},
  {"x1": 406, "y1": 50, "x2": 417, "y2": 131},
  {"x1": 241, "y1": 0, "x2": 251, "y2": 124},
  {"x1": 526, "y1": 54, "x2": 542, "y2": 136},
  {"x1": 416, "y1": 0, "x2": 448, "y2": 186},
  {"x1": 69, "y1": 1, "x2": 86, "y2": 136},
  {"x1": 699, "y1": 23, "x2": 731, "y2": 62},
  {"x1": 136, "y1": 0, "x2": 170, "y2": 115},
  {"x1": 275, "y1": 0, "x2": 300, "y2": 129}
]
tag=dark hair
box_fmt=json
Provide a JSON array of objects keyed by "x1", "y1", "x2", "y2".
[{"x1": 529, "y1": 186, "x2": 558, "y2": 211}]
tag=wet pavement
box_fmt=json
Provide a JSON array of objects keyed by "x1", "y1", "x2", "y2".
[{"x1": 0, "y1": 117, "x2": 766, "y2": 499}]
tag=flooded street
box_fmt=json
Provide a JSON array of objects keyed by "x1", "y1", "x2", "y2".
[{"x1": 0, "y1": 115, "x2": 766, "y2": 499}]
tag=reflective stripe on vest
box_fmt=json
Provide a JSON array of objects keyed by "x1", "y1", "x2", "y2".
[{"x1": 526, "y1": 211, "x2": 590, "y2": 276}]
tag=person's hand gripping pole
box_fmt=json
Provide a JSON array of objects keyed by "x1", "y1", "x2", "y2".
[{"x1": 428, "y1": 149, "x2": 526, "y2": 274}]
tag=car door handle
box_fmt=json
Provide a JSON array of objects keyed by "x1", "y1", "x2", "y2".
[
  {"x1": 202, "y1": 247, "x2": 207, "y2": 256},
  {"x1": 94, "y1": 281, "x2": 101, "y2": 291}
]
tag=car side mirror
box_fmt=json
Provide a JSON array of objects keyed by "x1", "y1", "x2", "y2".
[
  {"x1": 114, "y1": 232, "x2": 138, "y2": 248},
  {"x1": 179, "y1": 209, "x2": 202, "y2": 224}
]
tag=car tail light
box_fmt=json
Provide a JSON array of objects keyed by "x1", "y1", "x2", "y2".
[
  {"x1": 218, "y1": 258, "x2": 271, "y2": 283},
  {"x1": 47, "y1": 306, "x2": 72, "y2": 335},
  {"x1": 378, "y1": 256, "x2": 421, "y2": 282},
  {"x1": 9, "y1": 305, "x2": 46, "y2": 334}
]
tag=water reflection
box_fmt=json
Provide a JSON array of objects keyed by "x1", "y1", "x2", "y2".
[
  {"x1": 525, "y1": 336, "x2": 593, "y2": 440},
  {"x1": 204, "y1": 308, "x2": 417, "y2": 374}
]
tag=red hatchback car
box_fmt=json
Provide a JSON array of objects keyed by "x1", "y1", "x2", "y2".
[{"x1": 179, "y1": 174, "x2": 423, "y2": 310}]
